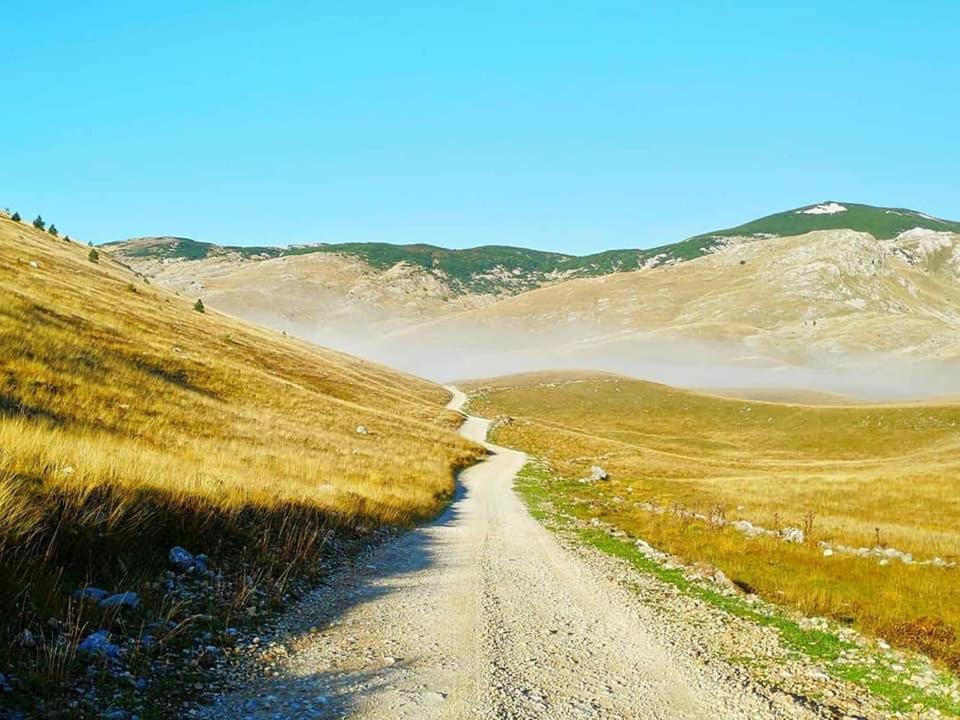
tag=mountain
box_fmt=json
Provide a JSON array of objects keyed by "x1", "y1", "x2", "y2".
[
  {"x1": 103, "y1": 236, "x2": 660, "y2": 346},
  {"x1": 104, "y1": 202, "x2": 960, "y2": 394},
  {"x1": 107, "y1": 237, "x2": 590, "y2": 295},
  {"x1": 0, "y1": 213, "x2": 481, "y2": 695},
  {"x1": 107, "y1": 202, "x2": 960, "y2": 292},
  {"x1": 395, "y1": 224, "x2": 960, "y2": 393},
  {"x1": 691, "y1": 201, "x2": 960, "y2": 242}
]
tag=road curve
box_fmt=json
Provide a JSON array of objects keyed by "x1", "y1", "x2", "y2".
[{"x1": 203, "y1": 387, "x2": 807, "y2": 719}]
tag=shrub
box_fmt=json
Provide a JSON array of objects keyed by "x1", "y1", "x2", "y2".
[
  {"x1": 63, "y1": 235, "x2": 71, "y2": 243},
  {"x1": 33, "y1": 215, "x2": 45, "y2": 230},
  {"x1": 48, "y1": 224, "x2": 58, "y2": 237},
  {"x1": 10, "y1": 212, "x2": 20, "y2": 222},
  {"x1": 88, "y1": 248, "x2": 99, "y2": 263},
  {"x1": 194, "y1": 298, "x2": 205, "y2": 313}
]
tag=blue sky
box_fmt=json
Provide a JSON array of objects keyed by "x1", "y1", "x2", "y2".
[{"x1": 2, "y1": 2, "x2": 958, "y2": 253}]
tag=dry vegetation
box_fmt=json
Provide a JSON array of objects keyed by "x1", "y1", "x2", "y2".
[
  {"x1": 465, "y1": 371, "x2": 960, "y2": 671},
  {"x1": 0, "y1": 216, "x2": 482, "y2": 697}
]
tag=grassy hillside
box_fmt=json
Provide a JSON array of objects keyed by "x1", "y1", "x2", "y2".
[
  {"x1": 691, "y1": 201, "x2": 960, "y2": 242},
  {"x1": 296, "y1": 242, "x2": 574, "y2": 293},
  {"x1": 107, "y1": 237, "x2": 693, "y2": 289},
  {"x1": 107, "y1": 237, "x2": 576, "y2": 293},
  {"x1": 112, "y1": 236, "x2": 281, "y2": 261},
  {"x1": 0, "y1": 216, "x2": 482, "y2": 709},
  {"x1": 465, "y1": 372, "x2": 960, "y2": 671}
]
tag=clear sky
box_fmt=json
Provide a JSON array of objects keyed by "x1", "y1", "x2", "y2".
[{"x1": 2, "y1": 1, "x2": 958, "y2": 253}]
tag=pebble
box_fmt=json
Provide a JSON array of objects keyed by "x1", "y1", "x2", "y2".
[{"x1": 99, "y1": 591, "x2": 141, "y2": 610}]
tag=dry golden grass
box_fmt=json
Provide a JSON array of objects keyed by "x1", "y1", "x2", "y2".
[
  {"x1": 0, "y1": 216, "x2": 482, "y2": 655},
  {"x1": 465, "y1": 371, "x2": 960, "y2": 670}
]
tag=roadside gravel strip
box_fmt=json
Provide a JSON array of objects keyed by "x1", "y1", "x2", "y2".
[{"x1": 201, "y1": 388, "x2": 850, "y2": 719}]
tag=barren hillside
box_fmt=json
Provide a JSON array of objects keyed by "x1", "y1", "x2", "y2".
[{"x1": 394, "y1": 227, "x2": 960, "y2": 393}]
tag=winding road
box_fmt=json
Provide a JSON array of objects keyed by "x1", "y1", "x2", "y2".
[{"x1": 204, "y1": 388, "x2": 813, "y2": 719}]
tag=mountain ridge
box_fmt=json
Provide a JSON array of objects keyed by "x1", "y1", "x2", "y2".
[
  {"x1": 101, "y1": 201, "x2": 960, "y2": 390},
  {"x1": 106, "y1": 201, "x2": 960, "y2": 297}
]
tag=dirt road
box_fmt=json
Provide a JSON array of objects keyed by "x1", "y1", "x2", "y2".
[{"x1": 203, "y1": 388, "x2": 818, "y2": 719}]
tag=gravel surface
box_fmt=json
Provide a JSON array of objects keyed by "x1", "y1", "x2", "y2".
[{"x1": 199, "y1": 389, "x2": 870, "y2": 719}]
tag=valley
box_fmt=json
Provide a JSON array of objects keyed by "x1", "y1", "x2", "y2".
[
  {"x1": 8, "y1": 5, "x2": 958, "y2": 718},
  {"x1": 106, "y1": 203, "x2": 960, "y2": 398}
]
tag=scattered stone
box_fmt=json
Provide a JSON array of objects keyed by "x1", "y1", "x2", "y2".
[
  {"x1": 732, "y1": 519, "x2": 766, "y2": 537},
  {"x1": 78, "y1": 630, "x2": 121, "y2": 660},
  {"x1": 578, "y1": 465, "x2": 610, "y2": 484},
  {"x1": 422, "y1": 690, "x2": 447, "y2": 705},
  {"x1": 72, "y1": 586, "x2": 110, "y2": 602},
  {"x1": 781, "y1": 527, "x2": 805, "y2": 543},
  {"x1": 99, "y1": 592, "x2": 140, "y2": 610},
  {"x1": 15, "y1": 629, "x2": 36, "y2": 649},
  {"x1": 169, "y1": 546, "x2": 195, "y2": 570},
  {"x1": 355, "y1": 425, "x2": 369, "y2": 435},
  {"x1": 197, "y1": 646, "x2": 220, "y2": 668}
]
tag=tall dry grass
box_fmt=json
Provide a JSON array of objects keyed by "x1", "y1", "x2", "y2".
[
  {"x1": 466, "y1": 371, "x2": 960, "y2": 670},
  {"x1": 0, "y1": 216, "x2": 483, "y2": 694}
]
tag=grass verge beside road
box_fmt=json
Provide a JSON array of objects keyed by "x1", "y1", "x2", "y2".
[{"x1": 466, "y1": 372, "x2": 960, "y2": 674}]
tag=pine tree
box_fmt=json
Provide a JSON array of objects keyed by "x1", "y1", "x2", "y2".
[
  {"x1": 48, "y1": 224, "x2": 58, "y2": 237},
  {"x1": 33, "y1": 215, "x2": 45, "y2": 230},
  {"x1": 10, "y1": 211, "x2": 20, "y2": 222},
  {"x1": 193, "y1": 298, "x2": 205, "y2": 313}
]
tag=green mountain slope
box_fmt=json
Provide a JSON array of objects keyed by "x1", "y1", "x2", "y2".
[
  {"x1": 291, "y1": 242, "x2": 574, "y2": 293},
  {"x1": 691, "y1": 201, "x2": 960, "y2": 242},
  {"x1": 106, "y1": 201, "x2": 960, "y2": 296}
]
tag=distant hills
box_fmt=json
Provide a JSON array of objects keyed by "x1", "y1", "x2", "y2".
[
  {"x1": 104, "y1": 202, "x2": 960, "y2": 392},
  {"x1": 107, "y1": 236, "x2": 650, "y2": 294},
  {"x1": 107, "y1": 201, "x2": 960, "y2": 296}
]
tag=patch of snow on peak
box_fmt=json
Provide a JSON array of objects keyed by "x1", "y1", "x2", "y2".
[{"x1": 797, "y1": 202, "x2": 847, "y2": 215}]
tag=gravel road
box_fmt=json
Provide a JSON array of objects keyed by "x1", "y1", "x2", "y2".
[{"x1": 201, "y1": 388, "x2": 835, "y2": 719}]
